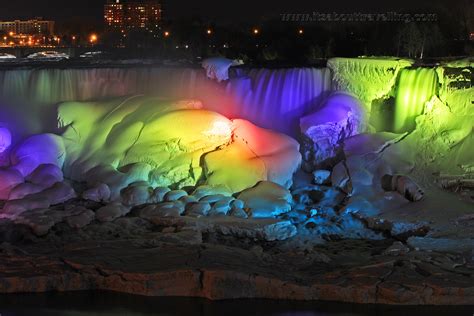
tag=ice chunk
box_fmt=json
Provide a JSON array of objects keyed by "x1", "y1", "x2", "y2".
[
  {"x1": 10, "y1": 134, "x2": 65, "y2": 177},
  {"x1": 237, "y1": 181, "x2": 292, "y2": 218},
  {"x1": 202, "y1": 57, "x2": 243, "y2": 82},
  {"x1": 300, "y1": 93, "x2": 366, "y2": 168}
]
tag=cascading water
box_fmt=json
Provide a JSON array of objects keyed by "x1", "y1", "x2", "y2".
[
  {"x1": 393, "y1": 68, "x2": 438, "y2": 133},
  {"x1": 226, "y1": 68, "x2": 332, "y2": 134},
  {"x1": 0, "y1": 67, "x2": 332, "y2": 135}
]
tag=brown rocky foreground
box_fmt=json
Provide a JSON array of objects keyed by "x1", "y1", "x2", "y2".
[{"x1": 0, "y1": 213, "x2": 473, "y2": 306}]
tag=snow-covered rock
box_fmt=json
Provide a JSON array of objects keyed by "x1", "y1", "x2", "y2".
[
  {"x1": 262, "y1": 220, "x2": 297, "y2": 241},
  {"x1": 164, "y1": 190, "x2": 188, "y2": 202},
  {"x1": 82, "y1": 183, "x2": 111, "y2": 202},
  {"x1": 26, "y1": 164, "x2": 63, "y2": 187},
  {"x1": 134, "y1": 203, "x2": 183, "y2": 219},
  {"x1": 10, "y1": 134, "x2": 65, "y2": 177},
  {"x1": 230, "y1": 207, "x2": 248, "y2": 219},
  {"x1": 2, "y1": 197, "x2": 51, "y2": 218},
  {"x1": 9, "y1": 183, "x2": 46, "y2": 200},
  {"x1": 191, "y1": 185, "x2": 233, "y2": 200},
  {"x1": 202, "y1": 57, "x2": 243, "y2": 82},
  {"x1": 0, "y1": 169, "x2": 23, "y2": 200},
  {"x1": 209, "y1": 196, "x2": 234, "y2": 216},
  {"x1": 2, "y1": 182, "x2": 75, "y2": 218},
  {"x1": 59, "y1": 98, "x2": 230, "y2": 191},
  {"x1": 121, "y1": 182, "x2": 153, "y2": 206},
  {"x1": 150, "y1": 187, "x2": 171, "y2": 203},
  {"x1": 237, "y1": 181, "x2": 293, "y2": 218},
  {"x1": 200, "y1": 194, "x2": 227, "y2": 203},
  {"x1": 58, "y1": 97, "x2": 300, "y2": 194},
  {"x1": 204, "y1": 119, "x2": 301, "y2": 192},
  {"x1": 96, "y1": 203, "x2": 130, "y2": 222},
  {"x1": 312, "y1": 170, "x2": 331, "y2": 185},
  {"x1": 185, "y1": 202, "x2": 211, "y2": 217},
  {"x1": 300, "y1": 93, "x2": 365, "y2": 169},
  {"x1": 65, "y1": 207, "x2": 95, "y2": 229}
]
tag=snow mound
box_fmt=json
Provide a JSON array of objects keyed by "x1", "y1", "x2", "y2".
[{"x1": 57, "y1": 96, "x2": 300, "y2": 196}]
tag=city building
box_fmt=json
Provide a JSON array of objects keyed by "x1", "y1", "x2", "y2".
[
  {"x1": 104, "y1": 0, "x2": 125, "y2": 29},
  {"x1": 0, "y1": 18, "x2": 54, "y2": 35},
  {"x1": 104, "y1": 0, "x2": 162, "y2": 32}
]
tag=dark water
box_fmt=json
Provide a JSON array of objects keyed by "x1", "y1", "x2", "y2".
[{"x1": 0, "y1": 291, "x2": 472, "y2": 316}]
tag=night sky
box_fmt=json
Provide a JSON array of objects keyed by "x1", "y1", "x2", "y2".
[{"x1": 0, "y1": 0, "x2": 457, "y2": 24}]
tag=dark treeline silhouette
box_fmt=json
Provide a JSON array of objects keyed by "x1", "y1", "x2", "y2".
[{"x1": 58, "y1": 1, "x2": 473, "y2": 63}]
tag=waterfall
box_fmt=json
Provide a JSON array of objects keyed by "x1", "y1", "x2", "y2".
[
  {"x1": 393, "y1": 68, "x2": 438, "y2": 132},
  {"x1": 0, "y1": 67, "x2": 332, "y2": 135},
  {"x1": 226, "y1": 68, "x2": 332, "y2": 134}
]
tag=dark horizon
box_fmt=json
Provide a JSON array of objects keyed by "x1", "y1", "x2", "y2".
[{"x1": 0, "y1": 0, "x2": 464, "y2": 25}]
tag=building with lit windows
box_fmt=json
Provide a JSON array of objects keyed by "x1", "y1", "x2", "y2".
[
  {"x1": 104, "y1": 0, "x2": 162, "y2": 32},
  {"x1": 0, "y1": 18, "x2": 54, "y2": 35},
  {"x1": 104, "y1": 0, "x2": 125, "y2": 29}
]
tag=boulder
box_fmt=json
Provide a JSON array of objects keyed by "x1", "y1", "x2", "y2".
[
  {"x1": 300, "y1": 93, "x2": 365, "y2": 168},
  {"x1": 82, "y1": 183, "x2": 111, "y2": 202},
  {"x1": 150, "y1": 187, "x2": 171, "y2": 203},
  {"x1": 65, "y1": 207, "x2": 95, "y2": 229},
  {"x1": 26, "y1": 164, "x2": 64, "y2": 187},
  {"x1": 164, "y1": 190, "x2": 188, "y2": 202},
  {"x1": 185, "y1": 202, "x2": 211, "y2": 217},
  {"x1": 121, "y1": 183, "x2": 153, "y2": 207},
  {"x1": 0, "y1": 169, "x2": 24, "y2": 200},
  {"x1": 237, "y1": 181, "x2": 292, "y2": 218},
  {"x1": 191, "y1": 185, "x2": 233, "y2": 200},
  {"x1": 134, "y1": 202, "x2": 183, "y2": 219},
  {"x1": 8, "y1": 183, "x2": 46, "y2": 200},
  {"x1": 203, "y1": 119, "x2": 301, "y2": 192},
  {"x1": 59, "y1": 98, "x2": 231, "y2": 190},
  {"x1": 202, "y1": 57, "x2": 243, "y2": 82},
  {"x1": 96, "y1": 203, "x2": 130, "y2": 222},
  {"x1": 230, "y1": 207, "x2": 248, "y2": 219},
  {"x1": 209, "y1": 196, "x2": 234, "y2": 216},
  {"x1": 10, "y1": 134, "x2": 66, "y2": 177},
  {"x1": 312, "y1": 169, "x2": 331, "y2": 185}
]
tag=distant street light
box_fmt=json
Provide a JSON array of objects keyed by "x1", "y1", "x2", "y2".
[
  {"x1": 164, "y1": 31, "x2": 170, "y2": 37},
  {"x1": 298, "y1": 29, "x2": 304, "y2": 35},
  {"x1": 90, "y1": 34, "x2": 98, "y2": 45},
  {"x1": 206, "y1": 29, "x2": 212, "y2": 35},
  {"x1": 253, "y1": 28, "x2": 259, "y2": 35}
]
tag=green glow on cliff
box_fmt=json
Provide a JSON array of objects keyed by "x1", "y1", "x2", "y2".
[{"x1": 394, "y1": 68, "x2": 438, "y2": 132}]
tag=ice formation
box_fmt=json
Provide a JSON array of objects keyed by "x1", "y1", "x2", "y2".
[
  {"x1": 202, "y1": 57, "x2": 243, "y2": 82},
  {"x1": 57, "y1": 96, "x2": 301, "y2": 198},
  {"x1": 0, "y1": 127, "x2": 11, "y2": 153},
  {"x1": 0, "y1": 57, "x2": 471, "y2": 243},
  {"x1": 327, "y1": 57, "x2": 413, "y2": 113},
  {"x1": 300, "y1": 93, "x2": 366, "y2": 168},
  {"x1": 0, "y1": 56, "x2": 472, "y2": 305}
]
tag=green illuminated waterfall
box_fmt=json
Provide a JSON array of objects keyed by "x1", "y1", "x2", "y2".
[{"x1": 393, "y1": 68, "x2": 438, "y2": 132}]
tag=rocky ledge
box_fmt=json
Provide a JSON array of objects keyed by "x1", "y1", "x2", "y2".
[{"x1": 0, "y1": 214, "x2": 472, "y2": 305}]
